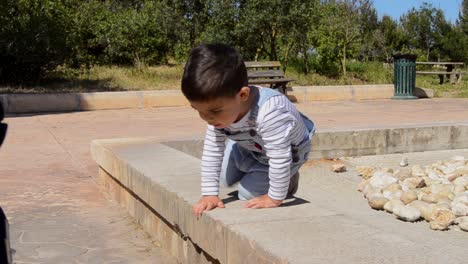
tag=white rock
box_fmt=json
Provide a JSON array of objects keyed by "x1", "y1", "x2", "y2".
[
  {"x1": 456, "y1": 166, "x2": 468, "y2": 175},
  {"x1": 448, "y1": 192, "x2": 456, "y2": 201},
  {"x1": 459, "y1": 221, "x2": 468, "y2": 231},
  {"x1": 453, "y1": 193, "x2": 468, "y2": 204},
  {"x1": 429, "y1": 208, "x2": 456, "y2": 230},
  {"x1": 369, "y1": 174, "x2": 398, "y2": 189},
  {"x1": 455, "y1": 216, "x2": 468, "y2": 224},
  {"x1": 420, "y1": 204, "x2": 438, "y2": 221},
  {"x1": 393, "y1": 205, "x2": 421, "y2": 222},
  {"x1": 454, "y1": 184, "x2": 466, "y2": 194},
  {"x1": 380, "y1": 168, "x2": 394, "y2": 174},
  {"x1": 383, "y1": 183, "x2": 402, "y2": 192},
  {"x1": 401, "y1": 177, "x2": 426, "y2": 191},
  {"x1": 400, "y1": 157, "x2": 408, "y2": 167},
  {"x1": 408, "y1": 200, "x2": 430, "y2": 212},
  {"x1": 452, "y1": 156, "x2": 466, "y2": 161},
  {"x1": 451, "y1": 202, "x2": 468, "y2": 217},
  {"x1": 431, "y1": 183, "x2": 454, "y2": 194},
  {"x1": 368, "y1": 197, "x2": 389, "y2": 210},
  {"x1": 331, "y1": 163, "x2": 347, "y2": 173},
  {"x1": 366, "y1": 191, "x2": 384, "y2": 200},
  {"x1": 401, "y1": 190, "x2": 418, "y2": 205},
  {"x1": 356, "y1": 166, "x2": 375, "y2": 179},
  {"x1": 421, "y1": 193, "x2": 438, "y2": 203},
  {"x1": 394, "y1": 168, "x2": 411, "y2": 181},
  {"x1": 411, "y1": 165, "x2": 427, "y2": 177},
  {"x1": 447, "y1": 173, "x2": 462, "y2": 182},
  {"x1": 362, "y1": 184, "x2": 379, "y2": 198},
  {"x1": 436, "y1": 164, "x2": 447, "y2": 172},
  {"x1": 442, "y1": 166, "x2": 457, "y2": 175},
  {"x1": 427, "y1": 170, "x2": 443, "y2": 181},
  {"x1": 383, "y1": 190, "x2": 402, "y2": 200},
  {"x1": 384, "y1": 199, "x2": 404, "y2": 213},
  {"x1": 422, "y1": 176, "x2": 442, "y2": 186},
  {"x1": 357, "y1": 179, "x2": 368, "y2": 192},
  {"x1": 436, "y1": 200, "x2": 451, "y2": 210},
  {"x1": 453, "y1": 176, "x2": 468, "y2": 186}
]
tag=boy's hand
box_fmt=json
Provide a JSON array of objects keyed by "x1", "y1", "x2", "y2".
[
  {"x1": 192, "y1": 195, "x2": 225, "y2": 219},
  {"x1": 245, "y1": 194, "x2": 282, "y2": 209}
]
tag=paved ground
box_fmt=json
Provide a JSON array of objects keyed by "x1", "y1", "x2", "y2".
[{"x1": 1, "y1": 98, "x2": 468, "y2": 263}]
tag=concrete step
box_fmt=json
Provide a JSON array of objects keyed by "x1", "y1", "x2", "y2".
[{"x1": 91, "y1": 124, "x2": 468, "y2": 264}]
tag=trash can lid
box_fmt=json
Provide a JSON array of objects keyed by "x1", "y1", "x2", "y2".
[{"x1": 392, "y1": 53, "x2": 417, "y2": 61}]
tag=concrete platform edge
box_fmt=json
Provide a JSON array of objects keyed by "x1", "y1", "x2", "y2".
[{"x1": 2, "y1": 84, "x2": 434, "y2": 114}]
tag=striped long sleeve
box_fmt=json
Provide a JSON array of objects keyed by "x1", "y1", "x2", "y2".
[
  {"x1": 257, "y1": 96, "x2": 308, "y2": 200},
  {"x1": 199, "y1": 92, "x2": 309, "y2": 199},
  {"x1": 200, "y1": 126, "x2": 226, "y2": 196}
]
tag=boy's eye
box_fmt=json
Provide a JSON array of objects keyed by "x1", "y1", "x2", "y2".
[{"x1": 210, "y1": 109, "x2": 222, "y2": 114}]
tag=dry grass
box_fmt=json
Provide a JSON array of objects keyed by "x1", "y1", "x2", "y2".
[
  {"x1": 0, "y1": 65, "x2": 184, "y2": 94},
  {"x1": 1, "y1": 63, "x2": 467, "y2": 98},
  {"x1": 416, "y1": 74, "x2": 468, "y2": 98}
]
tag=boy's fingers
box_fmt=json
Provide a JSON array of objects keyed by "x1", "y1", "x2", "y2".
[
  {"x1": 205, "y1": 202, "x2": 215, "y2": 211},
  {"x1": 217, "y1": 201, "x2": 225, "y2": 208},
  {"x1": 251, "y1": 204, "x2": 262, "y2": 209},
  {"x1": 245, "y1": 201, "x2": 256, "y2": 208}
]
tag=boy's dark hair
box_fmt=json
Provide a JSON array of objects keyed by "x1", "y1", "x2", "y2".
[{"x1": 181, "y1": 43, "x2": 248, "y2": 102}]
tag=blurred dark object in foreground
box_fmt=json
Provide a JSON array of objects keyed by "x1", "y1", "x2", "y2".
[
  {"x1": 0, "y1": 208, "x2": 12, "y2": 264},
  {"x1": 0, "y1": 101, "x2": 6, "y2": 146},
  {"x1": 0, "y1": 101, "x2": 12, "y2": 264}
]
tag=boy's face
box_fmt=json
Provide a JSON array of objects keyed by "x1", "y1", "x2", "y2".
[{"x1": 190, "y1": 87, "x2": 250, "y2": 129}]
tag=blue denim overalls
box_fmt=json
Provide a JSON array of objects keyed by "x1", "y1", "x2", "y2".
[{"x1": 219, "y1": 86, "x2": 315, "y2": 200}]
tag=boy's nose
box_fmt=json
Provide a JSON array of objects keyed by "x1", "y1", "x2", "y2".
[{"x1": 199, "y1": 112, "x2": 214, "y2": 122}]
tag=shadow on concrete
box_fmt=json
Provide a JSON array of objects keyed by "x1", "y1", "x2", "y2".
[
  {"x1": 222, "y1": 191, "x2": 240, "y2": 205},
  {"x1": 281, "y1": 197, "x2": 310, "y2": 207},
  {"x1": 222, "y1": 191, "x2": 310, "y2": 208}
]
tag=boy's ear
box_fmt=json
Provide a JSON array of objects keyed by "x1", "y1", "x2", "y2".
[{"x1": 238, "y1": 86, "x2": 250, "y2": 102}]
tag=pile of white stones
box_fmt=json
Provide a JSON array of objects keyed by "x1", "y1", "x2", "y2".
[{"x1": 357, "y1": 156, "x2": 468, "y2": 231}]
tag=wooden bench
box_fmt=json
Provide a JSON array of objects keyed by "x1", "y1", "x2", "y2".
[
  {"x1": 416, "y1": 62, "x2": 465, "y2": 84},
  {"x1": 245, "y1": 61, "x2": 294, "y2": 95}
]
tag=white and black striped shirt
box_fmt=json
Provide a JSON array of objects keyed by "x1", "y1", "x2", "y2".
[{"x1": 201, "y1": 93, "x2": 310, "y2": 200}]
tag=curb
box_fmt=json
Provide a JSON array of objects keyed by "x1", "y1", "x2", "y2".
[
  {"x1": 1, "y1": 85, "x2": 433, "y2": 114},
  {"x1": 91, "y1": 123, "x2": 468, "y2": 263}
]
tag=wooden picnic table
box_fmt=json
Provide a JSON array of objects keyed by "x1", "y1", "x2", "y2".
[
  {"x1": 245, "y1": 61, "x2": 294, "y2": 95},
  {"x1": 416, "y1": 62, "x2": 464, "y2": 84}
]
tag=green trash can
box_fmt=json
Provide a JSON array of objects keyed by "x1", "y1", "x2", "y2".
[{"x1": 392, "y1": 53, "x2": 418, "y2": 99}]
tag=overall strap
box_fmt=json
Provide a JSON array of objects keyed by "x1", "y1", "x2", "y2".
[{"x1": 247, "y1": 86, "x2": 283, "y2": 126}]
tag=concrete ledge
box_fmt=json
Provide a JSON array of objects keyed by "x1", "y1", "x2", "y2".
[
  {"x1": 4, "y1": 93, "x2": 80, "y2": 113},
  {"x1": 79, "y1": 91, "x2": 142, "y2": 111},
  {"x1": 3, "y1": 84, "x2": 432, "y2": 114},
  {"x1": 288, "y1": 84, "x2": 396, "y2": 102},
  {"x1": 163, "y1": 124, "x2": 468, "y2": 160},
  {"x1": 91, "y1": 123, "x2": 468, "y2": 263}
]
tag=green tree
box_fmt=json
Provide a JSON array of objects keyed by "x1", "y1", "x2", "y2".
[
  {"x1": 0, "y1": 0, "x2": 76, "y2": 83},
  {"x1": 358, "y1": 2, "x2": 380, "y2": 61},
  {"x1": 314, "y1": 0, "x2": 369, "y2": 76},
  {"x1": 199, "y1": 0, "x2": 239, "y2": 45},
  {"x1": 377, "y1": 15, "x2": 405, "y2": 60},
  {"x1": 450, "y1": 0, "x2": 468, "y2": 63},
  {"x1": 234, "y1": 0, "x2": 317, "y2": 64},
  {"x1": 400, "y1": 3, "x2": 449, "y2": 61}
]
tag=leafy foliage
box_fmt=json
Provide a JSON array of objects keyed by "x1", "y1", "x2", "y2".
[{"x1": 0, "y1": 0, "x2": 465, "y2": 83}]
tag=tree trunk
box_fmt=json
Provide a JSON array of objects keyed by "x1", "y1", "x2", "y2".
[
  {"x1": 282, "y1": 41, "x2": 294, "y2": 72},
  {"x1": 270, "y1": 29, "x2": 277, "y2": 61},
  {"x1": 342, "y1": 44, "x2": 347, "y2": 76}
]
